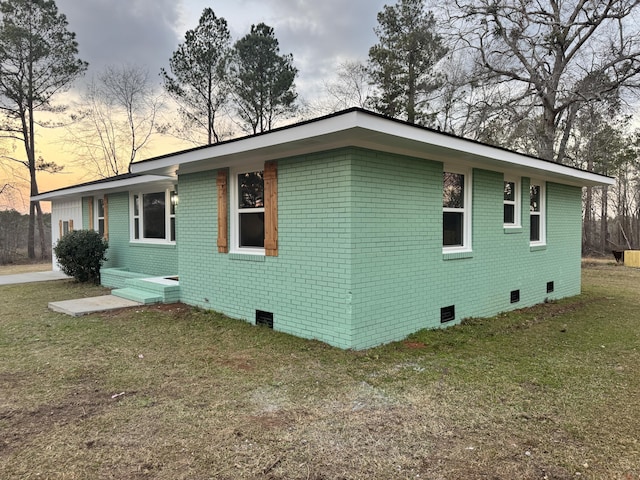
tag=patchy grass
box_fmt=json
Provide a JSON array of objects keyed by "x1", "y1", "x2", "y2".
[
  {"x1": 1, "y1": 265, "x2": 639, "y2": 479},
  {"x1": 0, "y1": 261, "x2": 51, "y2": 275}
]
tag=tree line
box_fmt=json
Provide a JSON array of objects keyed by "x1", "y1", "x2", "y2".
[{"x1": 1, "y1": 0, "x2": 640, "y2": 259}]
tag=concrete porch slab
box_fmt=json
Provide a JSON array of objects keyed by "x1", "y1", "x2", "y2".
[{"x1": 49, "y1": 295, "x2": 142, "y2": 317}]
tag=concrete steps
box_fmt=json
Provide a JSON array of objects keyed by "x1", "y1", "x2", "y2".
[{"x1": 112, "y1": 276, "x2": 180, "y2": 305}]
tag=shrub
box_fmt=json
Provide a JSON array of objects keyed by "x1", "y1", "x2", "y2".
[{"x1": 54, "y1": 230, "x2": 108, "y2": 283}]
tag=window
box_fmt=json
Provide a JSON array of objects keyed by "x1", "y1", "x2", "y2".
[
  {"x1": 443, "y1": 169, "x2": 471, "y2": 251},
  {"x1": 96, "y1": 197, "x2": 105, "y2": 237},
  {"x1": 231, "y1": 168, "x2": 265, "y2": 253},
  {"x1": 130, "y1": 188, "x2": 177, "y2": 243},
  {"x1": 503, "y1": 177, "x2": 520, "y2": 227},
  {"x1": 220, "y1": 162, "x2": 277, "y2": 256},
  {"x1": 530, "y1": 182, "x2": 545, "y2": 244}
]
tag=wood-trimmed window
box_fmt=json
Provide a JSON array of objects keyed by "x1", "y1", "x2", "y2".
[{"x1": 219, "y1": 161, "x2": 278, "y2": 256}]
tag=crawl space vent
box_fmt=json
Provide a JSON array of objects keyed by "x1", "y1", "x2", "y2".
[
  {"x1": 255, "y1": 310, "x2": 273, "y2": 329},
  {"x1": 547, "y1": 281, "x2": 554, "y2": 293},
  {"x1": 510, "y1": 289, "x2": 520, "y2": 304},
  {"x1": 440, "y1": 305, "x2": 455, "y2": 324}
]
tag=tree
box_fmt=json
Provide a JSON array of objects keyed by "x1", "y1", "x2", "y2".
[
  {"x1": 230, "y1": 23, "x2": 298, "y2": 134},
  {"x1": 368, "y1": 0, "x2": 448, "y2": 124},
  {"x1": 324, "y1": 60, "x2": 373, "y2": 112},
  {"x1": 447, "y1": 0, "x2": 640, "y2": 162},
  {"x1": 0, "y1": 0, "x2": 87, "y2": 259},
  {"x1": 69, "y1": 64, "x2": 163, "y2": 177},
  {"x1": 161, "y1": 8, "x2": 231, "y2": 145}
]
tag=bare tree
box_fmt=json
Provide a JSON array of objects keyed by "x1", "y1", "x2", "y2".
[
  {"x1": 446, "y1": 0, "x2": 640, "y2": 162},
  {"x1": 67, "y1": 64, "x2": 163, "y2": 177},
  {"x1": 324, "y1": 61, "x2": 373, "y2": 111}
]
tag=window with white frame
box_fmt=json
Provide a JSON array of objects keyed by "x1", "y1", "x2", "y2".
[
  {"x1": 529, "y1": 181, "x2": 545, "y2": 244},
  {"x1": 96, "y1": 197, "x2": 105, "y2": 237},
  {"x1": 231, "y1": 167, "x2": 264, "y2": 253},
  {"x1": 130, "y1": 188, "x2": 177, "y2": 243},
  {"x1": 503, "y1": 177, "x2": 521, "y2": 227},
  {"x1": 443, "y1": 169, "x2": 472, "y2": 251}
]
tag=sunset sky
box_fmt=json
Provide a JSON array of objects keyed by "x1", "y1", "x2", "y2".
[{"x1": 3, "y1": 0, "x2": 390, "y2": 211}]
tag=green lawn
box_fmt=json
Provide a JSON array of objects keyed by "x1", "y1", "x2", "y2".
[{"x1": 1, "y1": 263, "x2": 638, "y2": 479}]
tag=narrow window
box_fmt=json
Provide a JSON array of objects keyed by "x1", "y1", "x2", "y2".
[
  {"x1": 133, "y1": 194, "x2": 140, "y2": 240},
  {"x1": 530, "y1": 182, "x2": 545, "y2": 244},
  {"x1": 170, "y1": 189, "x2": 178, "y2": 242},
  {"x1": 97, "y1": 198, "x2": 105, "y2": 237},
  {"x1": 443, "y1": 169, "x2": 471, "y2": 251},
  {"x1": 504, "y1": 177, "x2": 520, "y2": 227}
]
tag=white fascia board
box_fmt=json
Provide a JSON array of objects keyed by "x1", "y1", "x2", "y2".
[
  {"x1": 130, "y1": 109, "x2": 615, "y2": 187},
  {"x1": 32, "y1": 175, "x2": 175, "y2": 202}
]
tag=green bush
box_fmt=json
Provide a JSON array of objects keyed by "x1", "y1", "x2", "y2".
[{"x1": 53, "y1": 230, "x2": 108, "y2": 283}]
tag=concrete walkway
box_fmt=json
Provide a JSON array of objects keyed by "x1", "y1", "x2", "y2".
[
  {"x1": 1, "y1": 270, "x2": 143, "y2": 316},
  {"x1": 0, "y1": 270, "x2": 70, "y2": 285},
  {"x1": 49, "y1": 295, "x2": 142, "y2": 317}
]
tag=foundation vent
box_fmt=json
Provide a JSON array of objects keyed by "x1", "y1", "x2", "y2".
[
  {"x1": 440, "y1": 305, "x2": 455, "y2": 324},
  {"x1": 510, "y1": 289, "x2": 520, "y2": 304},
  {"x1": 547, "y1": 281, "x2": 554, "y2": 293},
  {"x1": 256, "y1": 310, "x2": 273, "y2": 329}
]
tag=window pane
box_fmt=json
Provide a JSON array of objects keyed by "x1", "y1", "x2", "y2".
[
  {"x1": 134, "y1": 218, "x2": 139, "y2": 239},
  {"x1": 530, "y1": 185, "x2": 540, "y2": 212},
  {"x1": 170, "y1": 190, "x2": 178, "y2": 215},
  {"x1": 98, "y1": 198, "x2": 105, "y2": 217},
  {"x1": 504, "y1": 182, "x2": 515, "y2": 201},
  {"x1": 143, "y1": 192, "x2": 166, "y2": 239},
  {"x1": 504, "y1": 204, "x2": 515, "y2": 224},
  {"x1": 530, "y1": 215, "x2": 540, "y2": 241},
  {"x1": 98, "y1": 219, "x2": 105, "y2": 237},
  {"x1": 238, "y1": 172, "x2": 264, "y2": 209},
  {"x1": 133, "y1": 195, "x2": 139, "y2": 216},
  {"x1": 443, "y1": 212, "x2": 463, "y2": 246},
  {"x1": 443, "y1": 172, "x2": 464, "y2": 208},
  {"x1": 170, "y1": 217, "x2": 176, "y2": 242},
  {"x1": 239, "y1": 212, "x2": 264, "y2": 247}
]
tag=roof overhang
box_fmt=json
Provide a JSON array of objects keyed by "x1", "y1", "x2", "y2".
[
  {"x1": 32, "y1": 174, "x2": 176, "y2": 202},
  {"x1": 130, "y1": 109, "x2": 615, "y2": 188}
]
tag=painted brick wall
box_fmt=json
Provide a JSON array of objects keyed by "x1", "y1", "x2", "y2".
[
  {"x1": 177, "y1": 151, "x2": 354, "y2": 348},
  {"x1": 99, "y1": 192, "x2": 178, "y2": 276},
  {"x1": 176, "y1": 147, "x2": 584, "y2": 350},
  {"x1": 350, "y1": 160, "x2": 583, "y2": 349}
]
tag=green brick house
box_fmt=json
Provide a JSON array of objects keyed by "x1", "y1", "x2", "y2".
[{"x1": 35, "y1": 109, "x2": 614, "y2": 349}]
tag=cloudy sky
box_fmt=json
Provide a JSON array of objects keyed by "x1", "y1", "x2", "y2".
[
  {"x1": 0, "y1": 0, "x2": 390, "y2": 207},
  {"x1": 55, "y1": 0, "x2": 389, "y2": 104}
]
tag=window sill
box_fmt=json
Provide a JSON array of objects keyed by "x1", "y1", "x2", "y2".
[
  {"x1": 503, "y1": 226, "x2": 523, "y2": 234},
  {"x1": 229, "y1": 253, "x2": 266, "y2": 262},
  {"x1": 129, "y1": 241, "x2": 176, "y2": 249},
  {"x1": 443, "y1": 250, "x2": 473, "y2": 261},
  {"x1": 530, "y1": 243, "x2": 547, "y2": 252}
]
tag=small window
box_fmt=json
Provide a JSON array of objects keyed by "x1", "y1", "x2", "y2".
[
  {"x1": 443, "y1": 169, "x2": 471, "y2": 251},
  {"x1": 510, "y1": 289, "x2": 520, "y2": 303},
  {"x1": 62, "y1": 220, "x2": 70, "y2": 236},
  {"x1": 130, "y1": 188, "x2": 176, "y2": 243},
  {"x1": 96, "y1": 198, "x2": 105, "y2": 237},
  {"x1": 530, "y1": 182, "x2": 545, "y2": 244},
  {"x1": 503, "y1": 177, "x2": 520, "y2": 227}
]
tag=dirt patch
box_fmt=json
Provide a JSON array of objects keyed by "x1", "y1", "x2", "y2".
[{"x1": 0, "y1": 389, "x2": 115, "y2": 453}]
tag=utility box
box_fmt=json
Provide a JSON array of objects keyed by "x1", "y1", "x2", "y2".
[{"x1": 624, "y1": 250, "x2": 640, "y2": 268}]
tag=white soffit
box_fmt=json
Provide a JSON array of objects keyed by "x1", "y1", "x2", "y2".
[
  {"x1": 32, "y1": 175, "x2": 175, "y2": 202},
  {"x1": 129, "y1": 109, "x2": 614, "y2": 187}
]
